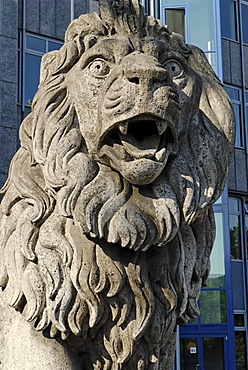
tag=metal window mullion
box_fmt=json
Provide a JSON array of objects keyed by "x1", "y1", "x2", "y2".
[
  {"x1": 22, "y1": 0, "x2": 26, "y2": 112},
  {"x1": 236, "y1": 0, "x2": 248, "y2": 152},
  {"x1": 214, "y1": 0, "x2": 223, "y2": 79},
  {"x1": 241, "y1": 198, "x2": 248, "y2": 370},
  {"x1": 71, "y1": 0, "x2": 74, "y2": 22}
]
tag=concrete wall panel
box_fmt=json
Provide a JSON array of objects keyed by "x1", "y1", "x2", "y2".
[
  {"x1": 26, "y1": 0, "x2": 40, "y2": 33},
  {"x1": 235, "y1": 148, "x2": 248, "y2": 192},
  {"x1": 40, "y1": 0, "x2": 56, "y2": 37}
]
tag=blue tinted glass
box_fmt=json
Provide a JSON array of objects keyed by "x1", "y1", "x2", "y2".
[
  {"x1": 165, "y1": 8, "x2": 185, "y2": 39},
  {"x1": 25, "y1": 53, "x2": 41, "y2": 105},
  {"x1": 246, "y1": 92, "x2": 248, "y2": 102},
  {"x1": 220, "y1": 0, "x2": 238, "y2": 40},
  {"x1": 233, "y1": 104, "x2": 242, "y2": 147},
  {"x1": 200, "y1": 290, "x2": 227, "y2": 323},
  {"x1": 229, "y1": 198, "x2": 240, "y2": 213},
  {"x1": 48, "y1": 41, "x2": 62, "y2": 51},
  {"x1": 26, "y1": 35, "x2": 46, "y2": 52},
  {"x1": 229, "y1": 214, "x2": 242, "y2": 259},
  {"x1": 232, "y1": 262, "x2": 245, "y2": 309},
  {"x1": 242, "y1": 4, "x2": 248, "y2": 44},
  {"x1": 224, "y1": 86, "x2": 240, "y2": 101}
]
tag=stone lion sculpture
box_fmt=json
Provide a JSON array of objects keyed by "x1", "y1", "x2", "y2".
[{"x1": 0, "y1": 0, "x2": 235, "y2": 369}]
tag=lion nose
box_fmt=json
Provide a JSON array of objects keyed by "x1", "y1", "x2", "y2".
[{"x1": 125, "y1": 66, "x2": 168, "y2": 86}]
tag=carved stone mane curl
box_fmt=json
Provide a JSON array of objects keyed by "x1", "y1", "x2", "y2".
[{"x1": 0, "y1": 2, "x2": 235, "y2": 369}]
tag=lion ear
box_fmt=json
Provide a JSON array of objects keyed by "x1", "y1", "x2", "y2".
[
  {"x1": 188, "y1": 45, "x2": 235, "y2": 159},
  {"x1": 187, "y1": 45, "x2": 235, "y2": 206}
]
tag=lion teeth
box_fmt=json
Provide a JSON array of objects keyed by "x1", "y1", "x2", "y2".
[
  {"x1": 156, "y1": 121, "x2": 168, "y2": 135},
  {"x1": 119, "y1": 121, "x2": 128, "y2": 135},
  {"x1": 155, "y1": 148, "x2": 166, "y2": 161}
]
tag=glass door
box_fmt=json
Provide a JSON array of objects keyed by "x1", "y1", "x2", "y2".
[{"x1": 180, "y1": 335, "x2": 228, "y2": 370}]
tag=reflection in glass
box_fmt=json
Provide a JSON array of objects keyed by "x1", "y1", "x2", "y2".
[
  {"x1": 225, "y1": 86, "x2": 240, "y2": 101},
  {"x1": 180, "y1": 337, "x2": 198, "y2": 370},
  {"x1": 25, "y1": 54, "x2": 42, "y2": 106},
  {"x1": 165, "y1": 8, "x2": 185, "y2": 39},
  {"x1": 233, "y1": 104, "x2": 242, "y2": 147},
  {"x1": 241, "y1": 4, "x2": 248, "y2": 44},
  {"x1": 232, "y1": 261, "x2": 245, "y2": 310},
  {"x1": 205, "y1": 52, "x2": 216, "y2": 72},
  {"x1": 203, "y1": 337, "x2": 224, "y2": 370},
  {"x1": 48, "y1": 41, "x2": 62, "y2": 52},
  {"x1": 235, "y1": 332, "x2": 247, "y2": 370},
  {"x1": 200, "y1": 290, "x2": 227, "y2": 323},
  {"x1": 208, "y1": 213, "x2": 225, "y2": 288},
  {"x1": 26, "y1": 35, "x2": 46, "y2": 52},
  {"x1": 224, "y1": 87, "x2": 242, "y2": 147},
  {"x1": 220, "y1": 0, "x2": 238, "y2": 40},
  {"x1": 234, "y1": 314, "x2": 245, "y2": 327},
  {"x1": 229, "y1": 197, "x2": 239, "y2": 213},
  {"x1": 229, "y1": 214, "x2": 242, "y2": 259},
  {"x1": 189, "y1": 0, "x2": 215, "y2": 51}
]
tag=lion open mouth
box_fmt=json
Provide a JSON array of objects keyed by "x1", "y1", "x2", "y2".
[{"x1": 99, "y1": 114, "x2": 177, "y2": 163}]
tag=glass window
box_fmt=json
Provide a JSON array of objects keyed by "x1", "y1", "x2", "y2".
[
  {"x1": 225, "y1": 86, "x2": 240, "y2": 101},
  {"x1": 26, "y1": 35, "x2": 46, "y2": 52},
  {"x1": 232, "y1": 261, "x2": 245, "y2": 309},
  {"x1": 220, "y1": 0, "x2": 238, "y2": 41},
  {"x1": 22, "y1": 34, "x2": 63, "y2": 106},
  {"x1": 203, "y1": 337, "x2": 225, "y2": 370},
  {"x1": 25, "y1": 54, "x2": 42, "y2": 106},
  {"x1": 229, "y1": 198, "x2": 242, "y2": 259},
  {"x1": 164, "y1": 8, "x2": 185, "y2": 39},
  {"x1": 208, "y1": 213, "x2": 225, "y2": 288},
  {"x1": 234, "y1": 314, "x2": 245, "y2": 327},
  {"x1": 180, "y1": 337, "x2": 198, "y2": 370},
  {"x1": 189, "y1": 0, "x2": 215, "y2": 51},
  {"x1": 48, "y1": 41, "x2": 62, "y2": 52},
  {"x1": 161, "y1": 0, "x2": 187, "y2": 5},
  {"x1": 229, "y1": 214, "x2": 242, "y2": 259},
  {"x1": 225, "y1": 86, "x2": 243, "y2": 147},
  {"x1": 205, "y1": 52, "x2": 216, "y2": 72},
  {"x1": 200, "y1": 290, "x2": 227, "y2": 323},
  {"x1": 241, "y1": 4, "x2": 248, "y2": 44},
  {"x1": 235, "y1": 332, "x2": 247, "y2": 370}
]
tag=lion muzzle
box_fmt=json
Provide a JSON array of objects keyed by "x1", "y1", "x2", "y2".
[{"x1": 96, "y1": 52, "x2": 180, "y2": 184}]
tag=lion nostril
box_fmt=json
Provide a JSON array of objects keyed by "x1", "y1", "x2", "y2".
[{"x1": 128, "y1": 77, "x2": 140, "y2": 85}]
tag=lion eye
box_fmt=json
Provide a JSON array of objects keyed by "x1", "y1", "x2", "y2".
[
  {"x1": 88, "y1": 59, "x2": 111, "y2": 78},
  {"x1": 165, "y1": 60, "x2": 184, "y2": 79}
]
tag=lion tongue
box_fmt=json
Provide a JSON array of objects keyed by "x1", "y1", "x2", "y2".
[{"x1": 119, "y1": 132, "x2": 160, "y2": 159}]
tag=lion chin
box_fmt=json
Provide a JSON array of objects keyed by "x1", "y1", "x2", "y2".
[{"x1": 0, "y1": 1, "x2": 235, "y2": 370}]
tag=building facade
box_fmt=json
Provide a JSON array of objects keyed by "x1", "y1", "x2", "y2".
[
  {"x1": 0, "y1": 0, "x2": 248, "y2": 369},
  {"x1": 144, "y1": 1, "x2": 248, "y2": 369}
]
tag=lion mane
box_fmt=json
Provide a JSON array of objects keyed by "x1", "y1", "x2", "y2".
[{"x1": 0, "y1": 1, "x2": 235, "y2": 369}]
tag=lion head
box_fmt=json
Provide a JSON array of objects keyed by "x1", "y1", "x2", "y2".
[{"x1": 0, "y1": 1, "x2": 235, "y2": 369}]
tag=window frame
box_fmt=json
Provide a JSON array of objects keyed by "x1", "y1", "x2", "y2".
[
  {"x1": 161, "y1": 4, "x2": 188, "y2": 41},
  {"x1": 224, "y1": 85, "x2": 244, "y2": 148},
  {"x1": 228, "y1": 195, "x2": 248, "y2": 369},
  {"x1": 220, "y1": 0, "x2": 239, "y2": 42},
  {"x1": 160, "y1": 1, "x2": 222, "y2": 76},
  {"x1": 228, "y1": 197, "x2": 243, "y2": 260},
  {"x1": 241, "y1": 1, "x2": 248, "y2": 45},
  {"x1": 19, "y1": 32, "x2": 63, "y2": 111}
]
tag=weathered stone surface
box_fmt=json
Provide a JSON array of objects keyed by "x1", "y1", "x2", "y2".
[{"x1": 0, "y1": 1, "x2": 235, "y2": 369}]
